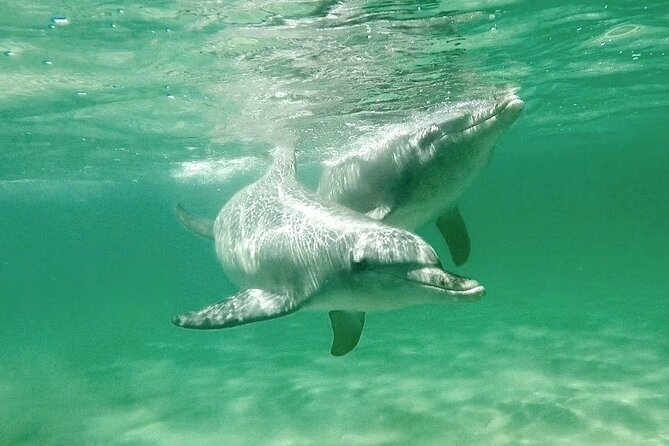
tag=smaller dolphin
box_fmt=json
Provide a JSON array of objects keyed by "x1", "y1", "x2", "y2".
[
  {"x1": 318, "y1": 95, "x2": 524, "y2": 266},
  {"x1": 174, "y1": 147, "x2": 484, "y2": 355}
]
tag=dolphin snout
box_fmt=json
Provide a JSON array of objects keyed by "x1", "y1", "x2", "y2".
[
  {"x1": 496, "y1": 95, "x2": 524, "y2": 124},
  {"x1": 406, "y1": 267, "x2": 485, "y2": 300},
  {"x1": 448, "y1": 275, "x2": 485, "y2": 299}
]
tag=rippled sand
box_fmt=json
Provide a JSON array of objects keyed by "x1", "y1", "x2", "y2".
[{"x1": 3, "y1": 291, "x2": 668, "y2": 445}]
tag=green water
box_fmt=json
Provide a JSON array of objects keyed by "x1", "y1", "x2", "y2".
[{"x1": 2, "y1": 1, "x2": 668, "y2": 444}]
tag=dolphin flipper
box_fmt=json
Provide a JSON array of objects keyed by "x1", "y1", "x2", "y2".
[
  {"x1": 436, "y1": 207, "x2": 471, "y2": 266},
  {"x1": 176, "y1": 203, "x2": 214, "y2": 240},
  {"x1": 173, "y1": 289, "x2": 300, "y2": 329},
  {"x1": 328, "y1": 310, "x2": 366, "y2": 356}
]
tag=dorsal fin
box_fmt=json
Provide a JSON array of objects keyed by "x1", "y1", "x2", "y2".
[{"x1": 271, "y1": 146, "x2": 296, "y2": 178}]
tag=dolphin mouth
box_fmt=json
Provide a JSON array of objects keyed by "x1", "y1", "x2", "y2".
[
  {"x1": 469, "y1": 94, "x2": 524, "y2": 129},
  {"x1": 418, "y1": 282, "x2": 485, "y2": 299},
  {"x1": 404, "y1": 267, "x2": 485, "y2": 300},
  {"x1": 438, "y1": 94, "x2": 525, "y2": 136}
]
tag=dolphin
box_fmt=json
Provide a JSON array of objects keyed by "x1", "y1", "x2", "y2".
[
  {"x1": 318, "y1": 95, "x2": 524, "y2": 266},
  {"x1": 173, "y1": 147, "x2": 484, "y2": 356}
]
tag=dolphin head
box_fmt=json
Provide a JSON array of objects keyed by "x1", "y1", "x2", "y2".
[
  {"x1": 413, "y1": 94, "x2": 525, "y2": 168},
  {"x1": 343, "y1": 229, "x2": 484, "y2": 307},
  {"x1": 345, "y1": 260, "x2": 485, "y2": 309},
  {"x1": 317, "y1": 94, "x2": 524, "y2": 223}
]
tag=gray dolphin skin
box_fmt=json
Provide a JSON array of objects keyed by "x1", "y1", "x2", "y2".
[
  {"x1": 318, "y1": 95, "x2": 524, "y2": 266},
  {"x1": 174, "y1": 147, "x2": 484, "y2": 356}
]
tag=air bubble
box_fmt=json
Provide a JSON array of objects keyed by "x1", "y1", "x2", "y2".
[{"x1": 51, "y1": 16, "x2": 69, "y2": 26}]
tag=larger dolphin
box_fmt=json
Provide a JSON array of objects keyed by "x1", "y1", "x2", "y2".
[
  {"x1": 173, "y1": 147, "x2": 484, "y2": 356},
  {"x1": 318, "y1": 95, "x2": 524, "y2": 265}
]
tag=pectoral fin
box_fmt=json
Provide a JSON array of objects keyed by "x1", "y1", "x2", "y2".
[
  {"x1": 176, "y1": 203, "x2": 214, "y2": 240},
  {"x1": 436, "y1": 207, "x2": 471, "y2": 266},
  {"x1": 328, "y1": 311, "x2": 366, "y2": 356},
  {"x1": 173, "y1": 289, "x2": 299, "y2": 329}
]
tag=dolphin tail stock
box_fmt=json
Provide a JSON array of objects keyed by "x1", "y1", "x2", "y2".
[
  {"x1": 328, "y1": 311, "x2": 366, "y2": 356},
  {"x1": 436, "y1": 207, "x2": 471, "y2": 266},
  {"x1": 172, "y1": 289, "x2": 300, "y2": 329},
  {"x1": 175, "y1": 203, "x2": 214, "y2": 240}
]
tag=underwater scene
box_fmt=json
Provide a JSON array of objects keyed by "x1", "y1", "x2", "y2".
[{"x1": 1, "y1": 0, "x2": 668, "y2": 444}]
